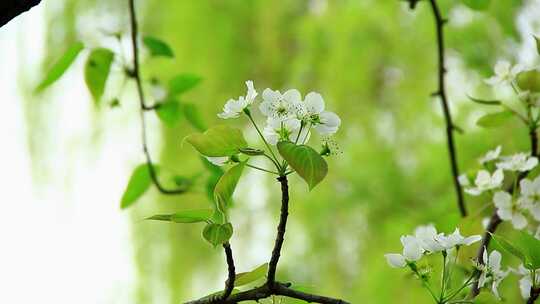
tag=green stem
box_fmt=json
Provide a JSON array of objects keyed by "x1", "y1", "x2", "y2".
[
  {"x1": 440, "y1": 252, "x2": 447, "y2": 302},
  {"x1": 246, "y1": 164, "x2": 279, "y2": 175},
  {"x1": 245, "y1": 112, "x2": 281, "y2": 170}
]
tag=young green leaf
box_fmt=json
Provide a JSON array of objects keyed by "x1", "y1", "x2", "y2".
[
  {"x1": 35, "y1": 41, "x2": 84, "y2": 92},
  {"x1": 143, "y1": 36, "x2": 174, "y2": 58},
  {"x1": 277, "y1": 141, "x2": 328, "y2": 190},
  {"x1": 121, "y1": 164, "x2": 156, "y2": 209},
  {"x1": 239, "y1": 147, "x2": 265, "y2": 156},
  {"x1": 156, "y1": 99, "x2": 181, "y2": 127},
  {"x1": 517, "y1": 231, "x2": 540, "y2": 269},
  {"x1": 516, "y1": 70, "x2": 540, "y2": 92},
  {"x1": 85, "y1": 48, "x2": 114, "y2": 104},
  {"x1": 202, "y1": 223, "x2": 233, "y2": 247},
  {"x1": 168, "y1": 74, "x2": 202, "y2": 96},
  {"x1": 467, "y1": 95, "x2": 502, "y2": 106},
  {"x1": 214, "y1": 162, "x2": 246, "y2": 211},
  {"x1": 491, "y1": 233, "x2": 527, "y2": 265},
  {"x1": 461, "y1": 0, "x2": 490, "y2": 11},
  {"x1": 184, "y1": 125, "x2": 248, "y2": 157},
  {"x1": 146, "y1": 209, "x2": 213, "y2": 223},
  {"x1": 234, "y1": 263, "x2": 269, "y2": 287},
  {"x1": 182, "y1": 103, "x2": 207, "y2": 131},
  {"x1": 476, "y1": 111, "x2": 513, "y2": 128}
]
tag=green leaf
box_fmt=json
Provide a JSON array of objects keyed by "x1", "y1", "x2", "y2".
[
  {"x1": 146, "y1": 209, "x2": 213, "y2": 223},
  {"x1": 85, "y1": 48, "x2": 114, "y2": 104},
  {"x1": 476, "y1": 111, "x2": 513, "y2": 128},
  {"x1": 491, "y1": 234, "x2": 527, "y2": 264},
  {"x1": 168, "y1": 74, "x2": 202, "y2": 96},
  {"x1": 239, "y1": 147, "x2": 265, "y2": 156},
  {"x1": 516, "y1": 70, "x2": 540, "y2": 92},
  {"x1": 277, "y1": 141, "x2": 328, "y2": 190},
  {"x1": 35, "y1": 41, "x2": 84, "y2": 92},
  {"x1": 143, "y1": 36, "x2": 174, "y2": 58},
  {"x1": 214, "y1": 162, "x2": 246, "y2": 211},
  {"x1": 461, "y1": 0, "x2": 490, "y2": 11},
  {"x1": 184, "y1": 125, "x2": 248, "y2": 157},
  {"x1": 234, "y1": 263, "x2": 269, "y2": 287},
  {"x1": 534, "y1": 36, "x2": 540, "y2": 56},
  {"x1": 203, "y1": 223, "x2": 233, "y2": 247},
  {"x1": 517, "y1": 232, "x2": 540, "y2": 269},
  {"x1": 182, "y1": 103, "x2": 207, "y2": 131},
  {"x1": 467, "y1": 95, "x2": 502, "y2": 106},
  {"x1": 156, "y1": 99, "x2": 181, "y2": 127},
  {"x1": 121, "y1": 164, "x2": 156, "y2": 209}
]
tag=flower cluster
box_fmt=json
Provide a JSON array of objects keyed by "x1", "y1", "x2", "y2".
[
  {"x1": 460, "y1": 146, "x2": 540, "y2": 230},
  {"x1": 217, "y1": 81, "x2": 341, "y2": 145},
  {"x1": 474, "y1": 249, "x2": 509, "y2": 299},
  {"x1": 385, "y1": 224, "x2": 481, "y2": 268}
]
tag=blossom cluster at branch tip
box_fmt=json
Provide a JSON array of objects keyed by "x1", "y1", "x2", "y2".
[
  {"x1": 384, "y1": 224, "x2": 481, "y2": 268},
  {"x1": 218, "y1": 81, "x2": 341, "y2": 144},
  {"x1": 475, "y1": 249, "x2": 508, "y2": 299}
]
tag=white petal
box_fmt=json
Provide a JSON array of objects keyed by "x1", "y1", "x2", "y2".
[
  {"x1": 529, "y1": 204, "x2": 540, "y2": 221},
  {"x1": 304, "y1": 92, "x2": 325, "y2": 114},
  {"x1": 315, "y1": 111, "x2": 341, "y2": 135},
  {"x1": 524, "y1": 157, "x2": 539, "y2": 171},
  {"x1": 245, "y1": 80, "x2": 258, "y2": 103},
  {"x1": 521, "y1": 179, "x2": 534, "y2": 196},
  {"x1": 520, "y1": 277, "x2": 532, "y2": 299},
  {"x1": 262, "y1": 88, "x2": 280, "y2": 103},
  {"x1": 493, "y1": 191, "x2": 512, "y2": 209},
  {"x1": 403, "y1": 242, "x2": 423, "y2": 261},
  {"x1": 484, "y1": 76, "x2": 501, "y2": 86},
  {"x1": 489, "y1": 250, "x2": 502, "y2": 270},
  {"x1": 385, "y1": 254, "x2": 407, "y2": 268},
  {"x1": 462, "y1": 235, "x2": 482, "y2": 246},
  {"x1": 512, "y1": 213, "x2": 528, "y2": 230},
  {"x1": 458, "y1": 174, "x2": 470, "y2": 186},
  {"x1": 494, "y1": 60, "x2": 511, "y2": 76},
  {"x1": 282, "y1": 89, "x2": 302, "y2": 104},
  {"x1": 497, "y1": 207, "x2": 513, "y2": 221},
  {"x1": 491, "y1": 169, "x2": 504, "y2": 186}
]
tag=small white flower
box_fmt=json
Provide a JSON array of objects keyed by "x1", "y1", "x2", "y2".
[
  {"x1": 384, "y1": 234, "x2": 424, "y2": 268},
  {"x1": 494, "y1": 191, "x2": 528, "y2": 230},
  {"x1": 484, "y1": 60, "x2": 523, "y2": 86},
  {"x1": 464, "y1": 169, "x2": 504, "y2": 196},
  {"x1": 513, "y1": 265, "x2": 540, "y2": 300},
  {"x1": 480, "y1": 146, "x2": 502, "y2": 164},
  {"x1": 262, "y1": 118, "x2": 301, "y2": 145},
  {"x1": 384, "y1": 253, "x2": 407, "y2": 268},
  {"x1": 302, "y1": 92, "x2": 341, "y2": 135},
  {"x1": 496, "y1": 153, "x2": 538, "y2": 172},
  {"x1": 477, "y1": 249, "x2": 508, "y2": 300},
  {"x1": 259, "y1": 88, "x2": 302, "y2": 120},
  {"x1": 205, "y1": 156, "x2": 229, "y2": 166},
  {"x1": 519, "y1": 177, "x2": 540, "y2": 221},
  {"x1": 438, "y1": 228, "x2": 481, "y2": 249},
  {"x1": 458, "y1": 174, "x2": 471, "y2": 187},
  {"x1": 414, "y1": 224, "x2": 445, "y2": 253},
  {"x1": 218, "y1": 80, "x2": 258, "y2": 119}
]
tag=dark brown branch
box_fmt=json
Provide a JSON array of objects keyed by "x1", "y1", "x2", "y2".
[
  {"x1": 0, "y1": 0, "x2": 41, "y2": 28},
  {"x1": 267, "y1": 175, "x2": 290, "y2": 287},
  {"x1": 128, "y1": 0, "x2": 187, "y2": 195},
  {"x1": 527, "y1": 287, "x2": 540, "y2": 304},
  {"x1": 197, "y1": 243, "x2": 236, "y2": 303},
  {"x1": 184, "y1": 282, "x2": 350, "y2": 304},
  {"x1": 426, "y1": 0, "x2": 467, "y2": 217}
]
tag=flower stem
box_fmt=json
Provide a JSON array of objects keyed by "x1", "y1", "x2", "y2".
[
  {"x1": 245, "y1": 112, "x2": 281, "y2": 170},
  {"x1": 246, "y1": 163, "x2": 279, "y2": 175}
]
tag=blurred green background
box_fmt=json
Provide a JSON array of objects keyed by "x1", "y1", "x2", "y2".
[{"x1": 3, "y1": 0, "x2": 539, "y2": 303}]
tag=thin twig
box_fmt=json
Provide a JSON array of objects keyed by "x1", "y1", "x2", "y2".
[
  {"x1": 201, "y1": 243, "x2": 236, "y2": 303},
  {"x1": 427, "y1": 0, "x2": 467, "y2": 217},
  {"x1": 267, "y1": 175, "x2": 290, "y2": 287},
  {"x1": 128, "y1": 0, "x2": 188, "y2": 195},
  {"x1": 527, "y1": 287, "x2": 540, "y2": 304}
]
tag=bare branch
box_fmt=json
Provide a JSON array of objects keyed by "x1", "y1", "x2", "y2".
[
  {"x1": 267, "y1": 175, "x2": 290, "y2": 287},
  {"x1": 0, "y1": 0, "x2": 41, "y2": 28}
]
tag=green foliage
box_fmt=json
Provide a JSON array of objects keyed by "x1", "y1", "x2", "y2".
[
  {"x1": 156, "y1": 99, "x2": 181, "y2": 127},
  {"x1": 239, "y1": 148, "x2": 265, "y2": 156},
  {"x1": 202, "y1": 223, "x2": 233, "y2": 247},
  {"x1": 516, "y1": 70, "x2": 540, "y2": 92},
  {"x1": 146, "y1": 209, "x2": 213, "y2": 223},
  {"x1": 121, "y1": 163, "x2": 155, "y2": 209},
  {"x1": 214, "y1": 162, "x2": 246, "y2": 212},
  {"x1": 277, "y1": 141, "x2": 328, "y2": 190},
  {"x1": 476, "y1": 111, "x2": 513, "y2": 128},
  {"x1": 492, "y1": 232, "x2": 540, "y2": 270},
  {"x1": 182, "y1": 103, "x2": 207, "y2": 131},
  {"x1": 234, "y1": 263, "x2": 268, "y2": 287},
  {"x1": 84, "y1": 48, "x2": 114, "y2": 104},
  {"x1": 461, "y1": 0, "x2": 491, "y2": 11},
  {"x1": 143, "y1": 36, "x2": 174, "y2": 58},
  {"x1": 184, "y1": 125, "x2": 248, "y2": 157},
  {"x1": 468, "y1": 95, "x2": 502, "y2": 106},
  {"x1": 168, "y1": 74, "x2": 202, "y2": 96},
  {"x1": 35, "y1": 41, "x2": 84, "y2": 92}
]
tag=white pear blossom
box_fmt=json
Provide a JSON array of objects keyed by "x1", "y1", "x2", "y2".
[
  {"x1": 262, "y1": 118, "x2": 301, "y2": 145},
  {"x1": 218, "y1": 80, "x2": 258, "y2": 119},
  {"x1": 301, "y1": 92, "x2": 341, "y2": 135},
  {"x1": 259, "y1": 88, "x2": 302, "y2": 120},
  {"x1": 519, "y1": 177, "x2": 540, "y2": 221},
  {"x1": 496, "y1": 153, "x2": 538, "y2": 172},
  {"x1": 414, "y1": 224, "x2": 445, "y2": 253},
  {"x1": 477, "y1": 249, "x2": 508, "y2": 299},
  {"x1": 512, "y1": 265, "x2": 540, "y2": 300},
  {"x1": 205, "y1": 156, "x2": 229, "y2": 166},
  {"x1": 484, "y1": 60, "x2": 523, "y2": 86},
  {"x1": 480, "y1": 146, "x2": 502, "y2": 164},
  {"x1": 494, "y1": 191, "x2": 528, "y2": 230},
  {"x1": 384, "y1": 235, "x2": 424, "y2": 268},
  {"x1": 464, "y1": 169, "x2": 504, "y2": 196},
  {"x1": 437, "y1": 228, "x2": 481, "y2": 249}
]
